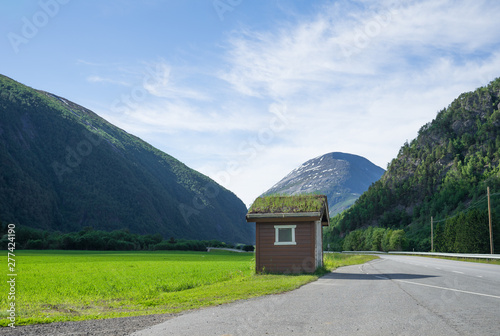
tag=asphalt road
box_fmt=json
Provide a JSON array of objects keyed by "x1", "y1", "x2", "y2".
[{"x1": 130, "y1": 255, "x2": 500, "y2": 336}]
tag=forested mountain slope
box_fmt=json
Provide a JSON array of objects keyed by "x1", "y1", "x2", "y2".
[
  {"x1": 325, "y1": 78, "x2": 500, "y2": 252},
  {"x1": 0, "y1": 75, "x2": 254, "y2": 243}
]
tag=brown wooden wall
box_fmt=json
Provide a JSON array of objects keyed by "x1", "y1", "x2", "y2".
[{"x1": 256, "y1": 221, "x2": 316, "y2": 273}]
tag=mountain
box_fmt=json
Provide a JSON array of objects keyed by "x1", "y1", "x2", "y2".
[
  {"x1": 0, "y1": 75, "x2": 254, "y2": 243},
  {"x1": 263, "y1": 152, "x2": 385, "y2": 216},
  {"x1": 328, "y1": 78, "x2": 500, "y2": 252}
]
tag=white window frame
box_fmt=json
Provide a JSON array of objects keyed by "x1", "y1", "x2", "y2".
[{"x1": 274, "y1": 225, "x2": 297, "y2": 245}]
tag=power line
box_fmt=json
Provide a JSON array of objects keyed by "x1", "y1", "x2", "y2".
[
  {"x1": 432, "y1": 191, "x2": 500, "y2": 224},
  {"x1": 428, "y1": 187, "x2": 497, "y2": 254}
]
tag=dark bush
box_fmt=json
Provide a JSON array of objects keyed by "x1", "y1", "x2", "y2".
[{"x1": 242, "y1": 245, "x2": 255, "y2": 252}]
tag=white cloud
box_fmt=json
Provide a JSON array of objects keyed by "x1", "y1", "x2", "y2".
[
  {"x1": 209, "y1": 0, "x2": 500, "y2": 205},
  {"x1": 385, "y1": 0, "x2": 500, "y2": 52},
  {"x1": 108, "y1": 100, "x2": 268, "y2": 134},
  {"x1": 87, "y1": 75, "x2": 130, "y2": 86},
  {"x1": 96, "y1": 0, "x2": 500, "y2": 206},
  {"x1": 221, "y1": 0, "x2": 500, "y2": 100},
  {"x1": 142, "y1": 61, "x2": 210, "y2": 101}
]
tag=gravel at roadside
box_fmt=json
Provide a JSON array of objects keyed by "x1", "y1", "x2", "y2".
[{"x1": 0, "y1": 313, "x2": 177, "y2": 336}]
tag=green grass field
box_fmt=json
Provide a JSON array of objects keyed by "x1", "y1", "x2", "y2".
[{"x1": 1, "y1": 250, "x2": 377, "y2": 326}]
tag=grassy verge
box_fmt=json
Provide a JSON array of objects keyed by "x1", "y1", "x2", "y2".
[
  {"x1": 0, "y1": 250, "x2": 376, "y2": 326},
  {"x1": 322, "y1": 252, "x2": 378, "y2": 273}
]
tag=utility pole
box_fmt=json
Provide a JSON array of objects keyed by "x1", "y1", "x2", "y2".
[
  {"x1": 431, "y1": 216, "x2": 434, "y2": 252},
  {"x1": 487, "y1": 187, "x2": 494, "y2": 254}
]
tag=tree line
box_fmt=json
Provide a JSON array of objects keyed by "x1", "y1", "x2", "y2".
[
  {"x1": 325, "y1": 207, "x2": 497, "y2": 253},
  {"x1": 434, "y1": 209, "x2": 492, "y2": 253},
  {"x1": 0, "y1": 223, "x2": 255, "y2": 252},
  {"x1": 340, "y1": 227, "x2": 407, "y2": 252}
]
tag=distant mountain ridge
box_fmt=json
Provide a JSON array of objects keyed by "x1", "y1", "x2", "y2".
[
  {"x1": 263, "y1": 152, "x2": 385, "y2": 216},
  {"x1": 0, "y1": 75, "x2": 254, "y2": 243}
]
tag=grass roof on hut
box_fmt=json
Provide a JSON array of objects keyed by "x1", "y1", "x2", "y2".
[{"x1": 248, "y1": 194, "x2": 327, "y2": 214}]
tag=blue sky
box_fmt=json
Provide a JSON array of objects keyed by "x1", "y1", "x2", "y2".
[{"x1": 2, "y1": 0, "x2": 500, "y2": 206}]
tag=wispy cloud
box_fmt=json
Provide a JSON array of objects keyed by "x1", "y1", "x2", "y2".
[
  {"x1": 219, "y1": 1, "x2": 398, "y2": 99},
  {"x1": 142, "y1": 61, "x2": 210, "y2": 101},
  {"x1": 77, "y1": 59, "x2": 112, "y2": 67},
  {"x1": 96, "y1": 0, "x2": 500, "y2": 205},
  {"x1": 205, "y1": 0, "x2": 500, "y2": 204},
  {"x1": 87, "y1": 75, "x2": 131, "y2": 86},
  {"x1": 81, "y1": 59, "x2": 210, "y2": 101},
  {"x1": 221, "y1": 0, "x2": 500, "y2": 101},
  {"x1": 98, "y1": 58, "x2": 270, "y2": 135},
  {"x1": 108, "y1": 100, "x2": 267, "y2": 134}
]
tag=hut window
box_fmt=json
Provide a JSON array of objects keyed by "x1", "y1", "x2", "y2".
[{"x1": 274, "y1": 225, "x2": 297, "y2": 245}]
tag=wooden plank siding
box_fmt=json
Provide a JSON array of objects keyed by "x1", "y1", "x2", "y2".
[
  {"x1": 314, "y1": 220, "x2": 323, "y2": 268},
  {"x1": 256, "y1": 221, "x2": 316, "y2": 273}
]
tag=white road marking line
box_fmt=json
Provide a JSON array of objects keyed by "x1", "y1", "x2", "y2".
[
  {"x1": 452, "y1": 271, "x2": 464, "y2": 274},
  {"x1": 435, "y1": 267, "x2": 442, "y2": 270},
  {"x1": 369, "y1": 259, "x2": 387, "y2": 265},
  {"x1": 396, "y1": 280, "x2": 500, "y2": 300}
]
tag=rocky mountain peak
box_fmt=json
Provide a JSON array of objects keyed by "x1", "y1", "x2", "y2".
[{"x1": 263, "y1": 152, "x2": 385, "y2": 216}]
